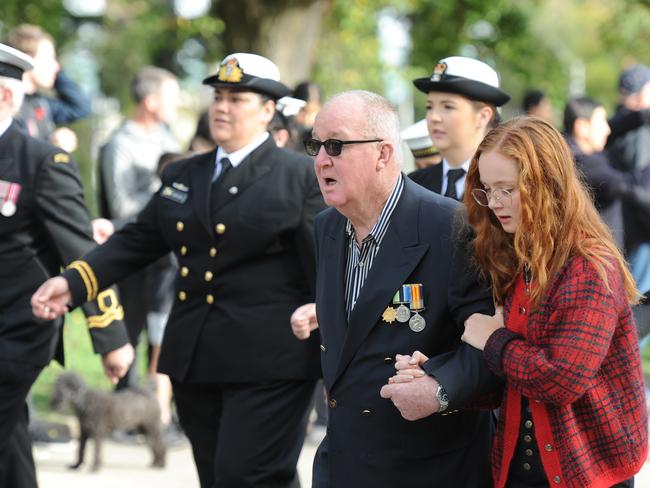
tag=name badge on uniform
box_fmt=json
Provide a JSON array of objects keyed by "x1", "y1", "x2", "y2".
[
  {"x1": 0, "y1": 180, "x2": 21, "y2": 217},
  {"x1": 161, "y1": 184, "x2": 188, "y2": 204}
]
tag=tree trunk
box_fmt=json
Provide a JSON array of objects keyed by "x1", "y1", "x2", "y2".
[{"x1": 214, "y1": 0, "x2": 328, "y2": 88}]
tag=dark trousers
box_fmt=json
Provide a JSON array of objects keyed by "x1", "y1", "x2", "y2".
[
  {"x1": 0, "y1": 360, "x2": 41, "y2": 488},
  {"x1": 172, "y1": 379, "x2": 315, "y2": 488}
]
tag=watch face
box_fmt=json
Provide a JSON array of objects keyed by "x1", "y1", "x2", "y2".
[{"x1": 437, "y1": 385, "x2": 449, "y2": 404}]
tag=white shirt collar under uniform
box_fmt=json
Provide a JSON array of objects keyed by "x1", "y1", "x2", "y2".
[
  {"x1": 215, "y1": 131, "x2": 270, "y2": 168},
  {"x1": 0, "y1": 117, "x2": 13, "y2": 139},
  {"x1": 441, "y1": 158, "x2": 471, "y2": 198}
]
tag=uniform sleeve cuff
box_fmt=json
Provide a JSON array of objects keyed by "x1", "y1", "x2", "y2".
[
  {"x1": 484, "y1": 328, "x2": 521, "y2": 376},
  {"x1": 61, "y1": 267, "x2": 90, "y2": 308}
]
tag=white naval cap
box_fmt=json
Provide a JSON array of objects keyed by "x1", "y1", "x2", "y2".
[
  {"x1": 276, "y1": 96, "x2": 307, "y2": 117},
  {"x1": 401, "y1": 119, "x2": 438, "y2": 158},
  {"x1": 202, "y1": 52, "x2": 290, "y2": 100},
  {"x1": 0, "y1": 43, "x2": 34, "y2": 80},
  {"x1": 413, "y1": 56, "x2": 510, "y2": 106}
]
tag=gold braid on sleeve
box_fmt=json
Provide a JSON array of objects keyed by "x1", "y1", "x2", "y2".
[{"x1": 67, "y1": 260, "x2": 98, "y2": 302}]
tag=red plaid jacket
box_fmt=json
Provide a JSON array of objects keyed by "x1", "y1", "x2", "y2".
[{"x1": 483, "y1": 254, "x2": 648, "y2": 488}]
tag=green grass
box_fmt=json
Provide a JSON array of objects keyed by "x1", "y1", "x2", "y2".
[{"x1": 32, "y1": 309, "x2": 148, "y2": 415}]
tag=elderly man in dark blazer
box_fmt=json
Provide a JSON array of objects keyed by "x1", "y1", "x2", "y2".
[
  {"x1": 0, "y1": 43, "x2": 131, "y2": 488},
  {"x1": 291, "y1": 90, "x2": 499, "y2": 487},
  {"x1": 32, "y1": 52, "x2": 325, "y2": 488}
]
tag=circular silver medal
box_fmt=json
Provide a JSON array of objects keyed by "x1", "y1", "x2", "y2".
[
  {"x1": 409, "y1": 313, "x2": 426, "y2": 332},
  {"x1": 1, "y1": 200, "x2": 16, "y2": 217},
  {"x1": 396, "y1": 304, "x2": 411, "y2": 323}
]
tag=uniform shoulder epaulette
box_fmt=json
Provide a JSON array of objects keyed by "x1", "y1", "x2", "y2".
[{"x1": 53, "y1": 153, "x2": 70, "y2": 164}]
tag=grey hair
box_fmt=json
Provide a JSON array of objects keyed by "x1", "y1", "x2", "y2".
[
  {"x1": 0, "y1": 76, "x2": 25, "y2": 114},
  {"x1": 130, "y1": 66, "x2": 177, "y2": 103},
  {"x1": 327, "y1": 90, "x2": 404, "y2": 165}
]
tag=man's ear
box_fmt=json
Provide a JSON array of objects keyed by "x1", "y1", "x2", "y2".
[
  {"x1": 143, "y1": 93, "x2": 158, "y2": 113},
  {"x1": 376, "y1": 141, "x2": 394, "y2": 171},
  {"x1": 0, "y1": 86, "x2": 14, "y2": 111}
]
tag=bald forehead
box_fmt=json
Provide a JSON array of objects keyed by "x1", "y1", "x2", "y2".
[
  {"x1": 316, "y1": 95, "x2": 366, "y2": 136},
  {"x1": 323, "y1": 93, "x2": 365, "y2": 113}
]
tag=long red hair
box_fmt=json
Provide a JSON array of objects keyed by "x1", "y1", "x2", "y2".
[{"x1": 464, "y1": 116, "x2": 638, "y2": 306}]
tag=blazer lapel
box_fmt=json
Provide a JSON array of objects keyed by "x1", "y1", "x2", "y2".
[
  {"x1": 318, "y1": 214, "x2": 349, "y2": 385},
  {"x1": 333, "y1": 179, "x2": 429, "y2": 384},
  {"x1": 190, "y1": 150, "x2": 217, "y2": 235},
  {"x1": 211, "y1": 138, "x2": 274, "y2": 214}
]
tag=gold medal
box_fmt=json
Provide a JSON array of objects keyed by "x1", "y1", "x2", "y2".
[{"x1": 382, "y1": 306, "x2": 397, "y2": 324}]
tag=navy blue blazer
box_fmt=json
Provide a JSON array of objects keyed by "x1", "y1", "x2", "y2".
[{"x1": 312, "y1": 177, "x2": 497, "y2": 488}]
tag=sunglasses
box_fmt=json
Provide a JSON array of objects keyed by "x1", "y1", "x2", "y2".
[{"x1": 304, "y1": 138, "x2": 383, "y2": 157}]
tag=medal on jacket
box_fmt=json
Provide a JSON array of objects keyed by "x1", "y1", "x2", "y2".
[
  {"x1": 0, "y1": 181, "x2": 21, "y2": 217},
  {"x1": 382, "y1": 306, "x2": 397, "y2": 324},
  {"x1": 408, "y1": 284, "x2": 426, "y2": 332},
  {"x1": 394, "y1": 286, "x2": 411, "y2": 323}
]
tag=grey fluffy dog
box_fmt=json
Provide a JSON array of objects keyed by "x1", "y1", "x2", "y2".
[{"x1": 50, "y1": 371, "x2": 166, "y2": 471}]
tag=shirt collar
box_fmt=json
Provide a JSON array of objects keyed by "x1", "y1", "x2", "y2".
[
  {"x1": 442, "y1": 158, "x2": 471, "y2": 178},
  {"x1": 0, "y1": 117, "x2": 13, "y2": 139},
  {"x1": 216, "y1": 132, "x2": 270, "y2": 167}
]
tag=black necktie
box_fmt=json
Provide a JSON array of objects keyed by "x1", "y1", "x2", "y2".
[
  {"x1": 444, "y1": 168, "x2": 466, "y2": 200},
  {"x1": 213, "y1": 157, "x2": 232, "y2": 183}
]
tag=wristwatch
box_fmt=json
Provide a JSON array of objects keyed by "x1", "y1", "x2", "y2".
[{"x1": 436, "y1": 383, "x2": 449, "y2": 413}]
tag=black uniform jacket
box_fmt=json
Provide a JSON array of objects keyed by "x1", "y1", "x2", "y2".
[
  {"x1": 312, "y1": 177, "x2": 498, "y2": 488},
  {"x1": 63, "y1": 137, "x2": 325, "y2": 383},
  {"x1": 0, "y1": 121, "x2": 128, "y2": 367},
  {"x1": 407, "y1": 162, "x2": 443, "y2": 194}
]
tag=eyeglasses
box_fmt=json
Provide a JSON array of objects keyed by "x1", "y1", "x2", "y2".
[
  {"x1": 304, "y1": 138, "x2": 383, "y2": 157},
  {"x1": 471, "y1": 188, "x2": 515, "y2": 207}
]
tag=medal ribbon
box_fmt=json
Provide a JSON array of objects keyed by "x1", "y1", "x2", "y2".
[
  {"x1": 7, "y1": 183, "x2": 20, "y2": 204},
  {"x1": 401, "y1": 284, "x2": 412, "y2": 305},
  {"x1": 410, "y1": 284, "x2": 424, "y2": 310},
  {"x1": 0, "y1": 181, "x2": 9, "y2": 204},
  {"x1": 0, "y1": 181, "x2": 20, "y2": 205}
]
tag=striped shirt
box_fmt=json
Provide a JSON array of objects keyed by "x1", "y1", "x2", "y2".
[{"x1": 345, "y1": 175, "x2": 404, "y2": 317}]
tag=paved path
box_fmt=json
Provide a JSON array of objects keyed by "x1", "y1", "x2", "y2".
[
  {"x1": 35, "y1": 435, "x2": 649, "y2": 487},
  {"x1": 35, "y1": 438, "x2": 317, "y2": 488}
]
